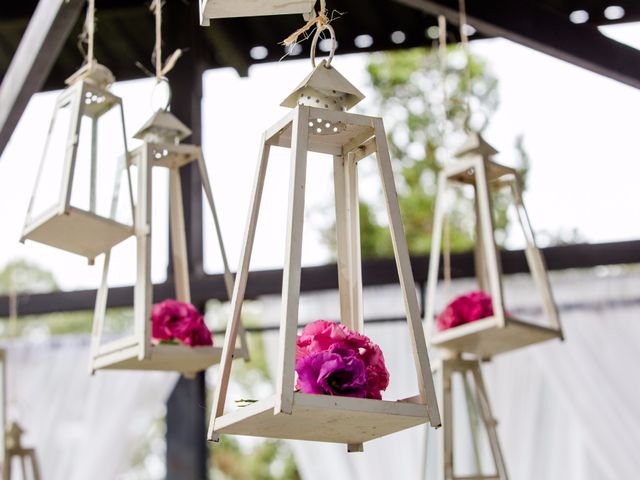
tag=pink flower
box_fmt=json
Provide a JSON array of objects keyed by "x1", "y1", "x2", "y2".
[
  {"x1": 151, "y1": 299, "x2": 213, "y2": 347},
  {"x1": 436, "y1": 291, "x2": 494, "y2": 331},
  {"x1": 295, "y1": 320, "x2": 389, "y2": 399},
  {"x1": 296, "y1": 345, "x2": 367, "y2": 397}
]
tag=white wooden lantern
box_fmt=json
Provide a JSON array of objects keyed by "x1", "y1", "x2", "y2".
[
  {"x1": 432, "y1": 357, "x2": 508, "y2": 480},
  {"x1": 199, "y1": 0, "x2": 316, "y2": 24},
  {"x1": 208, "y1": 60, "x2": 441, "y2": 452},
  {"x1": 21, "y1": 64, "x2": 134, "y2": 264},
  {"x1": 4, "y1": 423, "x2": 40, "y2": 480},
  {"x1": 89, "y1": 109, "x2": 249, "y2": 377},
  {"x1": 0, "y1": 351, "x2": 5, "y2": 478},
  {"x1": 425, "y1": 133, "x2": 563, "y2": 359}
]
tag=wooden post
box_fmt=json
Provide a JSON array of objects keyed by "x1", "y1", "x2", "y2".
[
  {"x1": 166, "y1": 372, "x2": 208, "y2": 480},
  {"x1": 275, "y1": 106, "x2": 309, "y2": 415}
]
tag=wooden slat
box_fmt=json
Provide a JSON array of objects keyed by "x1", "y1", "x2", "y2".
[{"x1": 0, "y1": 0, "x2": 84, "y2": 156}]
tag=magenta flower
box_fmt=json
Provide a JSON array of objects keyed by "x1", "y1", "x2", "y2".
[
  {"x1": 436, "y1": 291, "x2": 495, "y2": 331},
  {"x1": 296, "y1": 345, "x2": 367, "y2": 397},
  {"x1": 151, "y1": 299, "x2": 213, "y2": 347},
  {"x1": 295, "y1": 320, "x2": 389, "y2": 399}
]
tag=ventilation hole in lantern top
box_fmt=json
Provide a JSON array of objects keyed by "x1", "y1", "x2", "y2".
[
  {"x1": 316, "y1": 118, "x2": 322, "y2": 123},
  {"x1": 324, "y1": 104, "x2": 329, "y2": 108},
  {"x1": 325, "y1": 123, "x2": 331, "y2": 128},
  {"x1": 391, "y1": 30, "x2": 406, "y2": 44},
  {"x1": 308, "y1": 122, "x2": 314, "y2": 127},
  {"x1": 249, "y1": 46, "x2": 269, "y2": 60},
  {"x1": 604, "y1": 5, "x2": 625, "y2": 20},
  {"x1": 316, "y1": 128, "x2": 322, "y2": 133},
  {"x1": 354, "y1": 34, "x2": 374, "y2": 49},
  {"x1": 569, "y1": 10, "x2": 589, "y2": 23},
  {"x1": 333, "y1": 127, "x2": 339, "y2": 132}
]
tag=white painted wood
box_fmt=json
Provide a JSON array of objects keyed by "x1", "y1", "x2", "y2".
[
  {"x1": 89, "y1": 250, "x2": 111, "y2": 374},
  {"x1": 432, "y1": 316, "x2": 560, "y2": 359},
  {"x1": 425, "y1": 171, "x2": 448, "y2": 338},
  {"x1": 474, "y1": 157, "x2": 506, "y2": 327},
  {"x1": 169, "y1": 168, "x2": 191, "y2": 303},
  {"x1": 214, "y1": 393, "x2": 430, "y2": 444},
  {"x1": 333, "y1": 154, "x2": 363, "y2": 332},
  {"x1": 200, "y1": 0, "x2": 315, "y2": 22},
  {"x1": 509, "y1": 178, "x2": 563, "y2": 336},
  {"x1": 471, "y1": 362, "x2": 509, "y2": 480},
  {"x1": 21, "y1": 207, "x2": 133, "y2": 260},
  {"x1": 0, "y1": 350, "x2": 5, "y2": 471},
  {"x1": 209, "y1": 134, "x2": 271, "y2": 440},
  {"x1": 275, "y1": 106, "x2": 309, "y2": 415},
  {"x1": 135, "y1": 144, "x2": 153, "y2": 361},
  {"x1": 197, "y1": 150, "x2": 250, "y2": 360},
  {"x1": 59, "y1": 84, "x2": 83, "y2": 215},
  {"x1": 373, "y1": 118, "x2": 441, "y2": 427}
]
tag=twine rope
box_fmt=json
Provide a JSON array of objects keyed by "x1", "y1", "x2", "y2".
[
  {"x1": 149, "y1": 0, "x2": 182, "y2": 80},
  {"x1": 458, "y1": 0, "x2": 472, "y2": 126},
  {"x1": 78, "y1": 0, "x2": 96, "y2": 67},
  {"x1": 283, "y1": 0, "x2": 329, "y2": 47}
]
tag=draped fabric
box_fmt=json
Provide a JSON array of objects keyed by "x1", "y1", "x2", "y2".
[
  {"x1": 259, "y1": 267, "x2": 640, "y2": 480},
  {"x1": 1, "y1": 336, "x2": 178, "y2": 480}
]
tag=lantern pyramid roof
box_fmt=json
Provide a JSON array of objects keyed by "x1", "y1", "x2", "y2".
[
  {"x1": 134, "y1": 110, "x2": 192, "y2": 141},
  {"x1": 455, "y1": 131, "x2": 499, "y2": 158},
  {"x1": 280, "y1": 59, "x2": 365, "y2": 111}
]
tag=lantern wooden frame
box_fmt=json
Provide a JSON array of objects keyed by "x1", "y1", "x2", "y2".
[
  {"x1": 89, "y1": 111, "x2": 249, "y2": 377},
  {"x1": 434, "y1": 357, "x2": 508, "y2": 480},
  {"x1": 208, "y1": 99, "x2": 441, "y2": 451},
  {"x1": 3, "y1": 423, "x2": 40, "y2": 480},
  {"x1": 199, "y1": 0, "x2": 316, "y2": 24},
  {"x1": 21, "y1": 66, "x2": 134, "y2": 264},
  {"x1": 426, "y1": 135, "x2": 563, "y2": 359}
]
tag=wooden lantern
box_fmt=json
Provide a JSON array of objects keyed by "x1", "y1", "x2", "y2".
[
  {"x1": 89, "y1": 110, "x2": 249, "y2": 377},
  {"x1": 434, "y1": 357, "x2": 508, "y2": 480},
  {"x1": 21, "y1": 64, "x2": 134, "y2": 264},
  {"x1": 425, "y1": 133, "x2": 563, "y2": 359},
  {"x1": 208, "y1": 60, "x2": 441, "y2": 452},
  {"x1": 4, "y1": 423, "x2": 40, "y2": 480},
  {"x1": 199, "y1": 0, "x2": 316, "y2": 24}
]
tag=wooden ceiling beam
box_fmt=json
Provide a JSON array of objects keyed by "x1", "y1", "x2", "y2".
[
  {"x1": 0, "y1": 0, "x2": 84, "y2": 157},
  {"x1": 393, "y1": 0, "x2": 640, "y2": 90}
]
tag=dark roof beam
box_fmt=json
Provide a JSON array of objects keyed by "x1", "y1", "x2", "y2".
[
  {"x1": 393, "y1": 0, "x2": 640, "y2": 90},
  {"x1": 0, "y1": 0, "x2": 84, "y2": 156}
]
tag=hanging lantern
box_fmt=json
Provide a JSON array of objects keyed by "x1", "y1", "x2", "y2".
[
  {"x1": 20, "y1": 63, "x2": 134, "y2": 264},
  {"x1": 432, "y1": 357, "x2": 508, "y2": 480},
  {"x1": 208, "y1": 33, "x2": 441, "y2": 452},
  {"x1": 4, "y1": 423, "x2": 41, "y2": 480},
  {"x1": 89, "y1": 104, "x2": 249, "y2": 377},
  {"x1": 199, "y1": 0, "x2": 316, "y2": 24},
  {"x1": 425, "y1": 133, "x2": 564, "y2": 359}
]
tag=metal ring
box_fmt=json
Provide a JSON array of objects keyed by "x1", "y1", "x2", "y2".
[
  {"x1": 150, "y1": 77, "x2": 172, "y2": 112},
  {"x1": 310, "y1": 24, "x2": 336, "y2": 68}
]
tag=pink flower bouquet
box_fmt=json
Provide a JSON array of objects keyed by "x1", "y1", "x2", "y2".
[
  {"x1": 151, "y1": 299, "x2": 213, "y2": 347},
  {"x1": 295, "y1": 320, "x2": 389, "y2": 399},
  {"x1": 436, "y1": 290, "x2": 495, "y2": 331}
]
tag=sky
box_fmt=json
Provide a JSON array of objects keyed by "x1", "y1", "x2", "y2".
[{"x1": 0, "y1": 23, "x2": 639, "y2": 291}]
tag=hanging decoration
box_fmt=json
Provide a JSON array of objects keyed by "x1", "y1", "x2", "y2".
[
  {"x1": 424, "y1": 2, "x2": 563, "y2": 359},
  {"x1": 89, "y1": 0, "x2": 249, "y2": 377},
  {"x1": 208, "y1": 19, "x2": 440, "y2": 453},
  {"x1": 199, "y1": 0, "x2": 317, "y2": 24},
  {"x1": 21, "y1": 0, "x2": 134, "y2": 264},
  {"x1": 4, "y1": 423, "x2": 41, "y2": 480},
  {"x1": 0, "y1": 350, "x2": 41, "y2": 480},
  {"x1": 433, "y1": 357, "x2": 508, "y2": 480},
  {"x1": 425, "y1": 133, "x2": 563, "y2": 359}
]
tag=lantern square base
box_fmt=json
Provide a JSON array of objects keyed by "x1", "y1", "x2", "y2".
[
  {"x1": 432, "y1": 316, "x2": 561, "y2": 358},
  {"x1": 22, "y1": 207, "x2": 133, "y2": 261},
  {"x1": 212, "y1": 392, "x2": 430, "y2": 445},
  {"x1": 92, "y1": 342, "x2": 222, "y2": 376},
  {"x1": 200, "y1": 0, "x2": 316, "y2": 19}
]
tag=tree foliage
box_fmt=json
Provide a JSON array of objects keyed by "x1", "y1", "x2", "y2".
[{"x1": 347, "y1": 46, "x2": 528, "y2": 258}]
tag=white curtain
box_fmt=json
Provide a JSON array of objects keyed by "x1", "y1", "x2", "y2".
[
  {"x1": 1, "y1": 336, "x2": 178, "y2": 480},
  {"x1": 259, "y1": 267, "x2": 640, "y2": 480}
]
